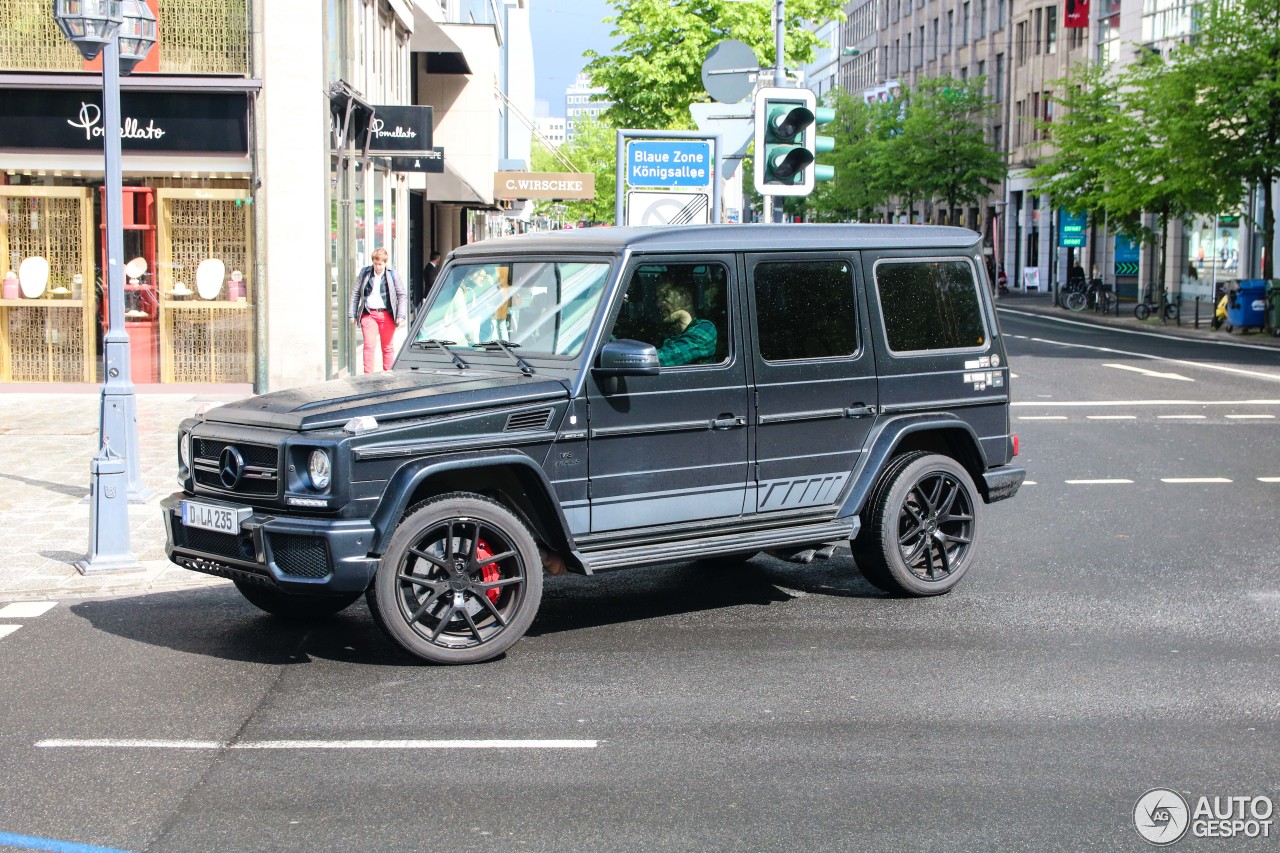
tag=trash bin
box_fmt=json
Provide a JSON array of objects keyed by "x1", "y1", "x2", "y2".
[
  {"x1": 1267, "y1": 280, "x2": 1280, "y2": 336},
  {"x1": 1225, "y1": 279, "x2": 1267, "y2": 332}
]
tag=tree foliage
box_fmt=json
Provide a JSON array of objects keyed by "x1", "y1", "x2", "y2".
[
  {"x1": 901, "y1": 76, "x2": 1008, "y2": 221},
  {"x1": 530, "y1": 115, "x2": 617, "y2": 225},
  {"x1": 1166, "y1": 0, "x2": 1280, "y2": 278},
  {"x1": 584, "y1": 0, "x2": 844, "y2": 130},
  {"x1": 803, "y1": 77, "x2": 1004, "y2": 223}
]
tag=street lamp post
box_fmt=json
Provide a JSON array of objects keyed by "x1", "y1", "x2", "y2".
[{"x1": 56, "y1": 0, "x2": 158, "y2": 574}]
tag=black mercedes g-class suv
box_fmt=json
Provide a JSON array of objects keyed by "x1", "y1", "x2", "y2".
[{"x1": 164, "y1": 224, "x2": 1023, "y2": 664}]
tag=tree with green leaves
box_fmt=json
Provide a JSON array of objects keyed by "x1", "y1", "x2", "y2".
[
  {"x1": 1165, "y1": 0, "x2": 1280, "y2": 279},
  {"x1": 530, "y1": 115, "x2": 618, "y2": 225},
  {"x1": 583, "y1": 0, "x2": 844, "y2": 131},
  {"x1": 806, "y1": 91, "x2": 899, "y2": 222},
  {"x1": 1032, "y1": 55, "x2": 1222, "y2": 302},
  {"x1": 898, "y1": 76, "x2": 1007, "y2": 224}
]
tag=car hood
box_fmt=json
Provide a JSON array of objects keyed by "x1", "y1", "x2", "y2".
[{"x1": 201, "y1": 369, "x2": 570, "y2": 431}]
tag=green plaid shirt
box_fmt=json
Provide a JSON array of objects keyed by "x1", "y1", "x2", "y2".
[{"x1": 657, "y1": 318, "x2": 717, "y2": 366}]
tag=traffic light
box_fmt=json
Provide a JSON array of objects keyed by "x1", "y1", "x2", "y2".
[{"x1": 753, "y1": 86, "x2": 836, "y2": 197}]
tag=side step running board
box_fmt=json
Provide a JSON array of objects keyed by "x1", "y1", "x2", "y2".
[{"x1": 578, "y1": 519, "x2": 859, "y2": 574}]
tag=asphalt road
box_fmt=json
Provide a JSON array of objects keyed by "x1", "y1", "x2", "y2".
[{"x1": 0, "y1": 310, "x2": 1277, "y2": 852}]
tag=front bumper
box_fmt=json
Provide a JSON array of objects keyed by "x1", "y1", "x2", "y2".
[{"x1": 162, "y1": 492, "x2": 379, "y2": 593}]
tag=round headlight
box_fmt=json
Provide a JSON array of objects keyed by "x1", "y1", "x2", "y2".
[
  {"x1": 308, "y1": 449, "x2": 332, "y2": 491},
  {"x1": 178, "y1": 432, "x2": 191, "y2": 469}
]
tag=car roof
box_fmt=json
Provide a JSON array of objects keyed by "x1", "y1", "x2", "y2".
[{"x1": 450, "y1": 224, "x2": 981, "y2": 258}]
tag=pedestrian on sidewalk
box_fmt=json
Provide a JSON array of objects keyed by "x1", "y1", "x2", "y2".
[{"x1": 348, "y1": 247, "x2": 408, "y2": 373}]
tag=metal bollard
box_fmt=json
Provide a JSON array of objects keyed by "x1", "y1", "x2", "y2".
[{"x1": 75, "y1": 442, "x2": 142, "y2": 574}]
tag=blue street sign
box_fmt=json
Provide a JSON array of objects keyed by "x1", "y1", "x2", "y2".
[{"x1": 627, "y1": 140, "x2": 713, "y2": 188}]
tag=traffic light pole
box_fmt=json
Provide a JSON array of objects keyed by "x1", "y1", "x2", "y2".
[{"x1": 761, "y1": 0, "x2": 787, "y2": 222}]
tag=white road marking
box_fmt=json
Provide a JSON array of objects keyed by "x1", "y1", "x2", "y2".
[
  {"x1": 1086, "y1": 415, "x2": 1137, "y2": 420},
  {"x1": 0, "y1": 626, "x2": 20, "y2": 640},
  {"x1": 1158, "y1": 415, "x2": 1207, "y2": 419},
  {"x1": 1259, "y1": 477, "x2": 1280, "y2": 483},
  {"x1": 1023, "y1": 481, "x2": 1038, "y2": 485},
  {"x1": 1018, "y1": 415, "x2": 1068, "y2": 421},
  {"x1": 1226, "y1": 414, "x2": 1275, "y2": 419},
  {"x1": 1102, "y1": 362, "x2": 1194, "y2": 382},
  {"x1": 1066, "y1": 479, "x2": 1134, "y2": 485},
  {"x1": 1161, "y1": 478, "x2": 1232, "y2": 484},
  {"x1": 0, "y1": 601, "x2": 56, "y2": 618},
  {"x1": 36, "y1": 738, "x2": 598, "y2": 750},
  {"x1": 998, "y1": 307, "x2": 1280, "y2": 376}
]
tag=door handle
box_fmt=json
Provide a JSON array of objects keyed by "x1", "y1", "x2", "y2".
[
  {"x1": 711, "y1": 415, "x2": 745, "y2": 430},
  {"x1": 844, "y1": 404, "x2": 877, "y2": 418}
]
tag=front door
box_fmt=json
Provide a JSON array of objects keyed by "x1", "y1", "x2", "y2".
[
  {"x1": 585, "y1": 257, "x2": 749, "y2": 532},
  {"x1": 745, "y1": 253, "x2": 879, "y2": 513}
]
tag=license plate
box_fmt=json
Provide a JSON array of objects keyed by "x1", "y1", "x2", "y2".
[{"x1": 182, "y1": 500, "x2": 247, "y2": 534}]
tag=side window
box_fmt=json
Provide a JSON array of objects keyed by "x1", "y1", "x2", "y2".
[
  {"x1": 876, "y1": 259, "x2": 987, "y2": 352},
  {"x1": 754, "y1": 260, "x2": 858, "y2": 361},
  {"x1": 610, "y1": 262, "x2": 729, "y2": 367}
]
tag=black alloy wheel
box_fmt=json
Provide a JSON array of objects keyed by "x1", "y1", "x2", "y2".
[
  {"x1": 855, "y1": 452, "x2": 979, "y2": 596},
  {"x1": 368, "y1": 493, "x2": 542, "y2": 665}
]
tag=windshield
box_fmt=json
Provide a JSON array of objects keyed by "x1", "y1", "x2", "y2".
[{"x1": 415, "y1": 261, "x2": 611, "y2": 357}]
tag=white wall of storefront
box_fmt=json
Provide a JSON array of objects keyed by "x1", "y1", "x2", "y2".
[{"x1": 260, "y1": 0, "x2": 330, "y2": 391}]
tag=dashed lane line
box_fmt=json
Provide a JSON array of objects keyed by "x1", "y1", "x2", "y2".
[
  {"x1": 1011, "y1": 399, "x2": 1280, "y2": 407},
  {"x1": 1102, "y1": 362, "x2": 1194, "y2": 382},
  {"x1": 1260, "y1": 477, "x2": 1280, "y2": 483},
  {"x1": 1158, "y1": 415, "x2": 1207, "y2": 419},
  {"x1": 1161, "y1": 477, "x2": 1233, "y2": 484},
  {"x1": 0, "y1": 601, "x2": 57, "y2": 618},
  {"x1": 1065, "y1": 479, "x2": 1135, "y2": 485},
  {"x1": 0, "y1": 601, "x2": 56, "y2": 641},
  {"x1": 1086, "y1": 415, "x2": 1137, "y2": 420},
  {"x1": 1226, "y1": 414, "x2": 1275, "y2": 419},
  {"x1": 36, "y1": 738, "x2": 598, "y2": 750}
]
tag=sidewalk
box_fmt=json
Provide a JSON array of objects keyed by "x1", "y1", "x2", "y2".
[
  {"x1": 994, "y1": 287, "x2": 1280, "y2": 349},
  {"x1": 2, "y1": 297, "x2": 1276, "y2": 602},
  {"x1": 0, "y1": 391, "x2": 242, "y2": 600}
]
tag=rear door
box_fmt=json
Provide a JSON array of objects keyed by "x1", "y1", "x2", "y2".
[
  {"x1": 745, "y1": 252, "x2": 879, "y2": 513},
  {"x1": 863, "y1": 252, "x2": 1009, "y2": 466},
  {"x1": 584, "y1": 256, "x2": 749, "y2": 532}
]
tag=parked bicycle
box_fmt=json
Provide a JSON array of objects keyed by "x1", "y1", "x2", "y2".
[
  {"x1": 1087, "y1": 278, "x2": 1116, "y2": 314},
  {"x1": 1134, "y1": 286, "x2": 1179, "y2": 321},
  {"x1": 1059, "y1": 276, "x2": 1089, "y2": 310}
]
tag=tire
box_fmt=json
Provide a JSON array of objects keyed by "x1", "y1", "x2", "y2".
[
  {"x1": 854, "y1": 452, "x2": 979, "y2": 596},
  {"x1": 1163, "y1": 302, "x2": 1179, "y2": 321},
  {"x1": 366, "y1": 493, "x2": 542, "y2": 665},
  {"x1": 1134, "y1": 303, "x2": 1152, "y2": 321},
  {"x1": 233, "y1": 579, "x2": 362, "y2": 619},
  {"x1": 1064, "y1": 291, "x2": 1087, "y2": 311}
]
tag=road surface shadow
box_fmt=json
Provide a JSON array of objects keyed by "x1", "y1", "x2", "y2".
[{"x1": 68, "y1": 555, "x2": 882, "y2": 665}]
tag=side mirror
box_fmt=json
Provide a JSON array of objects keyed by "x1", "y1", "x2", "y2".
[{"x1": 594, "y1": 339, "x2": 659, "y2": 377}]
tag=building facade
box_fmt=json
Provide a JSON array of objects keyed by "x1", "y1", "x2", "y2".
[
  {"x1": 0, "y1": 0, "x2": 534, "y2": 393},
  {"x1": 565, "y1": 72, "x2": 610, "y2": 143}
]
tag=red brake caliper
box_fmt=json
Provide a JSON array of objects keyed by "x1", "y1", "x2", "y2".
[{"x1": 475, "y1": 538, "x2": 501, "y2": 604}]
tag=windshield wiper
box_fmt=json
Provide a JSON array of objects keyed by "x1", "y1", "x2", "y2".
[
  {"x1": 476, "y1": 339, "x2": 535, "y2": 376},
  {"x1": 411, "y1": 338, "x2": 469, "y2": 369}
]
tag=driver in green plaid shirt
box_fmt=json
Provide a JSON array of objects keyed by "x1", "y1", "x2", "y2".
[{"x1": 656, "y1": 280, "x2": 718, "y2": 366}]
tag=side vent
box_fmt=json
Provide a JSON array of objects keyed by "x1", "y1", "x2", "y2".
[{"x1": 504, "y1": 409, "x2": 554, "y2": 432}]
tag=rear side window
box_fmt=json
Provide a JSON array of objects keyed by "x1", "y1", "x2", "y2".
[
  {"x1": 875, "y1": 259, "x2": 987, "y2": 352},
  {"x1": 754, "y1": 260, "x2": 858, "y2": 361}
]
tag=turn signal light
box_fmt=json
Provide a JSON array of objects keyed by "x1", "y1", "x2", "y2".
[{"x1": 1012, "y1": 434, "x2": 1020, "y2": 456}]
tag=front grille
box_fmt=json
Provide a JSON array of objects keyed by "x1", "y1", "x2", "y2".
[
  {"x1": 192, "y1": 438, "x2": 280, "y2": 497},
  {"x1": 181, "y1": 526, "x2": 256, "y2": 562},
  {"x1": 271, "y1": 534, "x2": 330, "y2": 578},
  {"x1": 504, "y1": 408, "x2": 553, "y2": 432}
]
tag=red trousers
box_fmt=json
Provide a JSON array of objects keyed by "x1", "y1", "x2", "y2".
[{"x1": 360, "y1": 309, "x2": 397, "y2": 373}]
